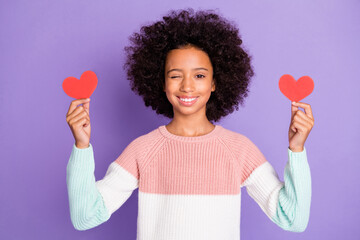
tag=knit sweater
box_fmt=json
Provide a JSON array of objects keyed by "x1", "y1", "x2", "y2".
[{"x1": 66, "y1": 124, "x2": 311, "y2": 239}]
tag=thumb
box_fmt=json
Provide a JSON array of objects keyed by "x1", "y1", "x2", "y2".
[
  {"x1": 291, "y1": 102, "x2": 298, "y2": 120},
  {"x1": 83, "y1": 101, "x2": 90, "y2": 115}
]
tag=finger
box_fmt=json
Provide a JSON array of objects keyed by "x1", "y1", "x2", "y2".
[
  {"x1": 82, "y1": 115, "x2": 91, "y2": 127},
  {"x1": 83, "y1": 101, "x2": 90, "y2": 115},
  {"x1": 292, "y1": 101, "x2": 313, "y2": 120},
  {"x1": 66, "y1": 98, "x2": 89, "y2": 117},
  {"x1": 66, "y1": 105, "x2": 85, "y2": 123},
  {"x1": 291, "y1": 102, "x2": 298, "y2": 120},
  {"x1": 83, "y1": 114, "x2": 90, "y2": 127},
  {"x1": 66, "y1": 98, "x2": 90, "y2": 117},
  {"x1": 295, "y1": 110, "x2": 314, "y2": 125},
  {"x1": 73, "y1": 117, "x2": 89, "y2": 129},
  {"x1": 68, "y1": 111, "x2": 88, "y2": 126},
  {"x1": 291, "y1": 120, "x2": 308, "y2": 133},
  {"x1": 293, "y1": 112, "x2": 313, "y2": 130}
]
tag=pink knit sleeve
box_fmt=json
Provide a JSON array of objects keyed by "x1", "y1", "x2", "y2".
[
  {"x1": 114, "y1": 138, "x2": 142, "y2": 180},
  {"x1": 237, "y1": 135, "x2": 267, "y2": 185}
]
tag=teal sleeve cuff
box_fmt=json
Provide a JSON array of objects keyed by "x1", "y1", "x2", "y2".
[
  {"x1": 67, "y1": 143, "x2": 94, "y2": 172},
  {"x1": 66, "y1": 143, "x2": 111, "y2": 231},
  {"x1": 287, "y1": 146, "x2": 308, "y2": 170}
]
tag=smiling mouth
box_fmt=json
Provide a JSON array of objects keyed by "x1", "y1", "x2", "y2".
[{"x1": 177, "y1": 96, "x2": 199, "y2": 106}]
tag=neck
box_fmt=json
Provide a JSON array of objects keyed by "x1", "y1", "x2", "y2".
[{"x1": 166, "y1": 116, "x2": 215, "y2": 137}]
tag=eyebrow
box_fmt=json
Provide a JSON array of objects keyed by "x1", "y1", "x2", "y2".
[{"x1": 166, "y1": 68, "x2": 209, "y2": 75}]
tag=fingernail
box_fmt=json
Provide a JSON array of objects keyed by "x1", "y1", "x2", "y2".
[{"x1": 292, "y1": 101, "x2": 296, "y2": 105}]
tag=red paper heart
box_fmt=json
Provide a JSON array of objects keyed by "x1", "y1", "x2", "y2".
[
  {"x1": 62, "y1": 70, "x2": 98, "y2": 99},
  {"x1": 279, "y1": 74, "x2": 314, "y2": 102}
]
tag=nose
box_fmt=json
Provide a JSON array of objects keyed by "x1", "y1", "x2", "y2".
[{"x1": 180, "y1": 74, "x2": 195, "y2": 92}]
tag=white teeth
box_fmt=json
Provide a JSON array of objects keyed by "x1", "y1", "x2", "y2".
[{"x1": 180, "y1": 98, "x2": 196, "y2": 102}]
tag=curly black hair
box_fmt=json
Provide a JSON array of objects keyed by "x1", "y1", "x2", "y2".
[{"x1": 123, "y1": 8, "x2": 254, "y2": 122}]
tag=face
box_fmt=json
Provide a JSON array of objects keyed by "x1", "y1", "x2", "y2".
[{"x1": 163, "y1": 46, "x2": 216, "y2": 119}]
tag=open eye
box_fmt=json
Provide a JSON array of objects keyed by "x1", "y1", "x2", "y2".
[{"x1": 196, "y1": 74, "x2": 205, "y2": 78}]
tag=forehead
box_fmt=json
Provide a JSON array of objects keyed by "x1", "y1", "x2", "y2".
[{"x1": 165, "y1": 47, "x2": 212, "y2": 69}]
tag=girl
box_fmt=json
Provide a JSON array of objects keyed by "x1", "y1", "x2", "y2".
[{"x1": 66, "y1": 8, "x2": 314, "y2": 240}]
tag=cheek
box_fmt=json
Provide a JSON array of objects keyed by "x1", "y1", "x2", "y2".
[
  {"x1": 198, "y1": 84, "x2": 213, "y2": 94},
  {"x1": 164, "y1": 90, "x2": 176, "y2": 104},
  {"x1": 164, "y1": 83, "x2": 179, "y2": 96}
]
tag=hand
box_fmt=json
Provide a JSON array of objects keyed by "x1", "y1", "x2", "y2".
[
  {"x1": 66, "y1": 98, "x2": 91, "y2": 149},
  {"x1": 288, "y1": 101, "x2": 314, "y2": 152}
]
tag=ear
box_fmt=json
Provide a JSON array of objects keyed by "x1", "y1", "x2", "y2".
[{"x1": 211, "y1": 78, "x2": 216, "y2": 92}]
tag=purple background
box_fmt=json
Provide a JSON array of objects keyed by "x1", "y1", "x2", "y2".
[{"x1": 1, "y1": 0, "x2": 359, "y2": 239}]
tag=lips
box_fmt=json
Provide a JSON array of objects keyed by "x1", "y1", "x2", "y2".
[
  {"x1": 177, "y1": 96, "x2": 199, "y2": 99},
  {"x1": 177, "y1": 96, "x2": 199, "y2": 106}
]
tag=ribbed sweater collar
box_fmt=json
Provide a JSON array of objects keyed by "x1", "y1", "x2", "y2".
[{"x1": 158, "y1": 124, "x2": 223, "y2": 142}]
